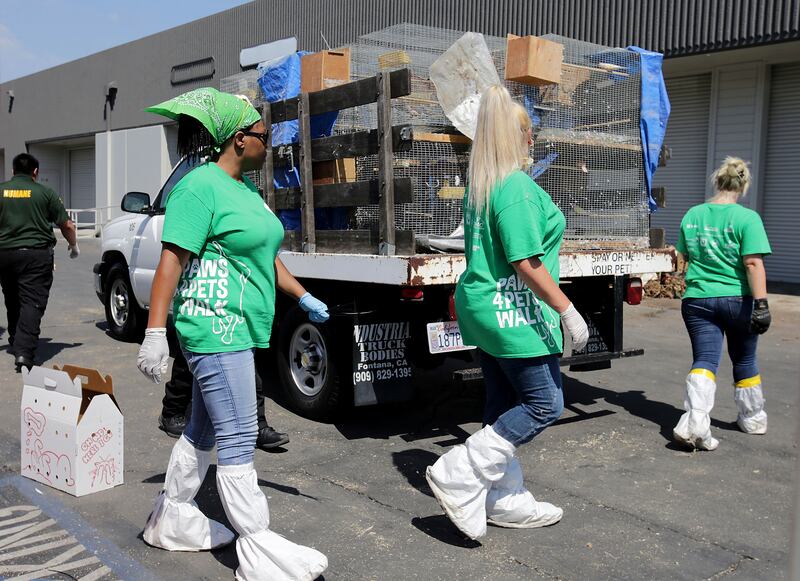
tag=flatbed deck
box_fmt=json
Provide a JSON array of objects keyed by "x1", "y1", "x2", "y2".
[{"x1": 280, "y1": 247, "x2": 677, "y2": 286}]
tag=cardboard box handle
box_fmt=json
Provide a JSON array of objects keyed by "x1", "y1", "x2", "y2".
[{"x1": 53, "y1": 365, "x2": 114, "y2": 396}]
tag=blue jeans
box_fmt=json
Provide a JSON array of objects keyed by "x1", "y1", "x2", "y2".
[
  {"x1": 479, "y1": 351, "x2": 564, "y2": 447},
  {"x1": 681, "y1": 297, "x2": 759, "y2": 382},
  {"x1": 182, "y1": 348, "x2": 258, "y2": 466}
]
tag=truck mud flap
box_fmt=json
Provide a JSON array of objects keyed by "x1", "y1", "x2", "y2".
[{"x1": 352, "y1": 318, "x2": 415, "y2": 407}]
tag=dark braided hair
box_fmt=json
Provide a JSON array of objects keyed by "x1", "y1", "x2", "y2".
[
  {"x1": 177, "y1": 114, "x2": 216, "y2": 162},
  {"x1": 176, "y1": 113, "x2": 260, "y2": 162}
]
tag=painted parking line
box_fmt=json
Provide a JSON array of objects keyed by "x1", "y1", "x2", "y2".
[{"x1": 0, "y1": 476, "x2": 157, "y2": 581}]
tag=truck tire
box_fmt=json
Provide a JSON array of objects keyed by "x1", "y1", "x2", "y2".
[
  {"x1": 276, "y1": 306, "x2": 343, "y2": 420},
  {"x1": 104, "y1": 263, "x2": 145, "y2": 341}
]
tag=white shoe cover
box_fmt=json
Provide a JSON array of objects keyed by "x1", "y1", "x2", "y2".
[
  {"x1": 735, "y1": 380, "x2": 767, "y2": 434},
  {"x1": 143, "y1": 436, "x2": 235, "y2": 551},
  {"x1": 673, "y1": 371, "x2": 719, "y2": 451},
  {"x1": 486, "y1": 459, "x2": 563, "y2": 528},
  {"x1": 216, "y1": 463, "x2": 328, "y2": 581},
  {"x1": 425, "y1": 425, "x2": 515, "y2": 540}
]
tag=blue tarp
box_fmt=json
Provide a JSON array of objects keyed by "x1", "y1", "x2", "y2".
[
  {"x1": 628, "y1": 46, "x2": 670, "y2": 212},
  {"x1": 258, "y1": 51, "x2": 347, "y2": 230}
]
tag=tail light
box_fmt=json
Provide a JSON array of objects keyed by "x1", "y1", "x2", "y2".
[
  {"x1": 625, "y1": 277, "x2": 643, "y2": 305},
  {"x1": 400, "y1": 287, "x2": 424, "y2": 301},
  {"x1": 448, "y1": 292, "x2": 457, "y2": 321}
]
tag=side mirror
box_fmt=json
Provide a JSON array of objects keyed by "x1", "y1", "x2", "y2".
[{"x1": 121, "y1": 192, "x2": 151, "y2": 214}]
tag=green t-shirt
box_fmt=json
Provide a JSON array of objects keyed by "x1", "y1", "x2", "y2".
[
  {"x1": 455, "y1": 170, "x2": 566, "y2": 358},
  {"x1": 677, "y1": 202, "x2": 771, "y2": 299},
  {"x1": 0, "y1": 174, "x2": 69, "y2": 249},
  {"x1": 162, "y1": 163, "x2": 285, "y2": 353}
]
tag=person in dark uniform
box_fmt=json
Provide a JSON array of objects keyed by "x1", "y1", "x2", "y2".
[
  {"x1": 159, "y1": 346, "x2": 290, "y2": 450},
  {"x1": 0, "y1": 153, "x2": 79, "y2": 372}
]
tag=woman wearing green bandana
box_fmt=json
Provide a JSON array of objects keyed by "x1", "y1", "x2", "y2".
[
  {"x1": 136, "y1": 88, "x2": 328, "y2": 581},
  {"x1": 425, "y1": 86, "x2": 589, "y2": 540}
]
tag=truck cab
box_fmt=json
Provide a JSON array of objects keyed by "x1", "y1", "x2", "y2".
[{"x1": 94, "y1": 156, "x2": 197, "y2": 340}]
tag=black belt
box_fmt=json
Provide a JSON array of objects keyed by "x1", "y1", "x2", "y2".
[{"x1": 0, "y1": 246, "x2": 52, "y2": 251}]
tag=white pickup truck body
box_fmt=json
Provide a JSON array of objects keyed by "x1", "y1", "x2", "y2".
[{"x1": 95, "y1": 158, "x2": 676, "y2": 419}]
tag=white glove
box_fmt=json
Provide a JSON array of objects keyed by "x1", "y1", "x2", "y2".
[
  {"x1": 68, "y1": 244, "x2": 80, "y2": 259},
  {"x1": 137, "y1": 327, "x2": 170, "y2": 383},
  {"x1": 560, "y1": 303, "x2": 589, "y2": 353}
]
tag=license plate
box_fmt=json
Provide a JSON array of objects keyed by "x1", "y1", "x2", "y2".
[{"x1": 426, "y1": 320, "x2": 475, "y2": 354}]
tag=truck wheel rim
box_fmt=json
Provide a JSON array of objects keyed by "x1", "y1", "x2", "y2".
[
  {"x1": 289, "y1": 323, "x2": 328, "y2": 397},
  {"x1": 109, "y1": 279, "x2": 129, "y2": 327}
]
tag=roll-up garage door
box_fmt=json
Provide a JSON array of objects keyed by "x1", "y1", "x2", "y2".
[
  {"x1": 28, "y1": 145, "x2": 64, "y2": 200},
  {"x1": 651, "y1": 74, "x2": 712, "y2": 244},
  {"x1": 762, "y1": 63, "x2": 800, "y2": 283}
]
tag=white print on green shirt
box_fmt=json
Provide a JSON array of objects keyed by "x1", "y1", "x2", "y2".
[
  {"x1": 176, "y1": 258, "x2": 230, "y2": 318},
  {"x1": 684, "y1": 221, "x2": 740, "y2": 263},
  {"x1": 209, "y1": 242, "x2": 249, "y2": 345},
  {"x1": 463, "y1": 207, "x2": 483, "y2": 253},
  {"x1": 492, "y1": 274, "x2": 558, "y2": 348}
]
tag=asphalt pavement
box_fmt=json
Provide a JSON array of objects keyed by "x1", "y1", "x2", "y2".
[{"x1": 0, "y1": 238, "x2": 797, "y2": 580}]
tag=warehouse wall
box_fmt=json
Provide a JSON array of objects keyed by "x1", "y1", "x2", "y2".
[
  {"x1": 1, "y1": 0, "x2": 798, "y2": 177},
  {"x1": 656, "y1": 41, "x2": 800, "y2": 282},
  {"x1": 96, "y1": 125, "x2": 172, "y2": 221}
]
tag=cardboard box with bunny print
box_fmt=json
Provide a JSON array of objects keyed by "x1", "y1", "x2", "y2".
[{"x1": 21, "y1": 365, "x2": 123, "y2": 496}]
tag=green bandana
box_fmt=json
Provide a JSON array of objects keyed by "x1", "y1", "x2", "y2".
[{"x1": 145, "y1": 87, "x2": 261, "y2": 150}]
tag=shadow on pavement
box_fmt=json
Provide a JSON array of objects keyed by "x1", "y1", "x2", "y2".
[
  {"x1": 392, "y1": 449, "x2": 439, "y2": 498},
  {"x1": 94, "y1": 320, "x2": 145, "y2": 344},
  {"x1": 561, "y1": 375, "x2": 683, "y2": 442},
  {"x1": 411, "y1": 515, "x2": 481, "y2": 549},
  {"x1": 36, "y1": 337, "x2": 83, "y2": 363},
  {"x1": 142, "y1": 469, "x2": 320, "y2": 502},
  {"x1": 330, "y1": 372, "x2": 687, "y2": 448}
]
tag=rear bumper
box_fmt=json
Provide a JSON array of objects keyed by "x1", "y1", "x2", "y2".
[
  {"x1": 452, "y1": 348, "x2": 645, "y2": 383},
  {"x1": 562, "y1": 347, "x2": 645, "y2": 367}
]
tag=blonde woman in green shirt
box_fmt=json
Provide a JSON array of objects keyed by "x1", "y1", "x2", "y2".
[
  {"x1": 673, "y1": 157, "x2": 772, "y2": 451},
  {"x1": 425, "y1": 85, "x2": 589, "y2": 540}
]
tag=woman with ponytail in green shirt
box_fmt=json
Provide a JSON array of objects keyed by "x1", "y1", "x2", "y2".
[{"x1": 425, "y1": 85, "x2": 589, "y2": 540}]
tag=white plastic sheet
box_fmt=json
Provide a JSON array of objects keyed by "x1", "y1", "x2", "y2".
[{"x1": 430, "y1": 32, "x2": 501, "y2": 139}]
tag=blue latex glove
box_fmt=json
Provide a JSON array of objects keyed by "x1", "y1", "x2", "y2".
[{"x1": 299, "y1": 292, "x2": 329, "y2": 323}]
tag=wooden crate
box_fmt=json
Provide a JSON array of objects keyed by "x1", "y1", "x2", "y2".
[
  {"x1": 312, "y1": 158, "x2": 356, "y2": 185},
  {"x1": 504, "y1": 34, "x2": 563, "y2": 86},
  {"x1": 301, "y1": 49, "x2": 351, "y2": 93}
]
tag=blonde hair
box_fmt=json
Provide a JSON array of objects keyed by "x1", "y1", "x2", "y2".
[
  {"x1": 711, "y1": 156, "x2": 751, "y2": 199},
  {"x1": 467, "y1": 85, "x2": 531, "y2": 214}
]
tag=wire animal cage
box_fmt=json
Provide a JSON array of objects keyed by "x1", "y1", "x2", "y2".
[
  {"x1": 221, "y1": 23, "x2": 651, "y2": 249},
  {"x1": 341, "y1": 24, "x2": 649, "y2": 247},
  {"x1": 219, "y1": 69, "x2": 267, "y2": 192}
]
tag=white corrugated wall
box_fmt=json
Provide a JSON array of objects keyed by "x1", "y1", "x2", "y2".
[
  {"x1": 651, "y1": 74, "x2": 712, "y2": 244},
  {"x1": 711, "y1": 65, "x2": 763, "y2": 211},
  {"x1": 762, "y1": 62, "x2": 800, "y2": 283}
]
